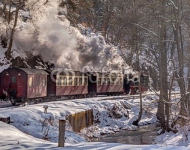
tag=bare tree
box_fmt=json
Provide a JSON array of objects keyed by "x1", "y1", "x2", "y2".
[{"x1": 0, "y1": 0, "x2": 26, "y2": 59}]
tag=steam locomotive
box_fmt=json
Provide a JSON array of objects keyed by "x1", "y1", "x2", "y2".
[{"x1": 0, "y1": 68, "x2": 148, "y2": 105}]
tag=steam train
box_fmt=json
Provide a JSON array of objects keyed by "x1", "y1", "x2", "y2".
[{"x1": 0, "y1": 68, "x2": 148, "y2": 105}]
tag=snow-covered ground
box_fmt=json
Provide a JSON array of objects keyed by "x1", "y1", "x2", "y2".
[
  {"x1": 0, "y1": 94, "x2": 190, "y2": 149},
  {"x1": 0, "y1": 1, "x2": 188, "y2": 149}
]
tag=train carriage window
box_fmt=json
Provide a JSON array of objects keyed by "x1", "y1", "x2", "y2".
[
  {"x1": 61, "y1": 79, "x2": 64, "y2": 86},
  {"x1": 107, "y1": 78, "x2": 110, "y2": 85},
  {"x1": 56, "y1": 76, "x2": 62, "y2": 86},
  {"x1": 74, "y1": 77, "x2": 78, "y2": 86},
  {"x1": 63, "y1": 77, "x2": 67, "y2": 86},
  {"x1": 60, "y1": 77, "x2": 62, "y2": 86},
  {"x1": 111, "y1": 78, "x2": 115, "y2": 85},
  {"x1": 103, "y1": 78, "x2": 107, "y2": 84},
  {"x1": 84, "y1": 77, "x2": 88, "y2": 85},
  {"x1": 101, "y1": 78, "x2": 104, "y2": 84},
  {"x1": 79, "y1": 77, "x2": 82, "y2": 85},
  {"x1": 114, "y1": 78, "x2": 117, "y2": 84},
  {"x1": 11, "y1": 76, "x2": 16, "y2": 83},
  {"x1": 115, "y1": 78, "x2": 119, "y2": 84},
  {"x1": 68, "y1": 77, "x2": 73, "y2": 86},
  {"x1": 110, "y1": 78, "x2": 112, "y2": 85},
  {"x1": 59, "y1": 76, "x2": 64, "y2": 86},
  {"x1": 98, "y1": 78, "x2": 101, "y2": 85},
  {"x1": 28, "y1": 77, "x2": 33, "y2": 87}
]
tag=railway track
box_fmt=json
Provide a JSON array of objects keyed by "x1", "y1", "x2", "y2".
[
  {"x1": 99, "y1": 93, "x2": 157, "y2": 101},
  {"x1": 0, "y1": 94, "x2": 133, "y2": 109},
  {"x1": 0, "y1": 92, "x2": 180, "y2": 109}
]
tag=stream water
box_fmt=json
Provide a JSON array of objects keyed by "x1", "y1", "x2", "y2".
[{"x1": 91, "y1": 124, "x2": 160, "y2": 145}]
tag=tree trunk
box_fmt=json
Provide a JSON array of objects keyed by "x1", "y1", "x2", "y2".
[
  {"x1": 156, "y1": 0, "x2": 167, "y2": 132},
  {"x1": 5, "y1": 0, "x2": 21, "y2": 59},
  {"x1": 132, "y1": 0, "x2": 143, "y2": 126},
  {"x1": 133, "y1": 72, "x2": 143, "y2": 126},
  {"x1": 174, "y1": 0, "x2": 187, "y2": 117}
]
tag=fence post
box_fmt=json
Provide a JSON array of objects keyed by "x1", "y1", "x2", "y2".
[{"x1": 58, "y1": 119, "x2": 66, "y2": 147}]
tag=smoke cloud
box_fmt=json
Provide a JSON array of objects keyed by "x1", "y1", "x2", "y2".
[{"x1": 13, "y1": 0, "x2": 125, "y2": 71}]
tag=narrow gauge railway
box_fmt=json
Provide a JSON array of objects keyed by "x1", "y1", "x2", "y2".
[
  {"x1": 0, "y1": 92, "x2": 180, "y2": 109},
  {"x1": 0, "y1": 95, "x2": 145, "y2": 109},
  {"x1": 0, "y1": 68, "x2": 149, "y2": 106}
]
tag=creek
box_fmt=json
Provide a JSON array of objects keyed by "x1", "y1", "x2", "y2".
[{"x1": 91, "y1": 124, "x2": 159, "y2": 145}]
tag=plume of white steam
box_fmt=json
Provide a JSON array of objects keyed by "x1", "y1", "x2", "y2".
[{"x1": 12, "y1": 0, "x2": 126, "y2": 71}]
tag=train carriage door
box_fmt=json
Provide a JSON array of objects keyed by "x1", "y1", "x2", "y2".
[
  {"x1": 11, "y1": 75, "x2": 16, "y2": 83},
  {"x1": 88, "y1": 74, "x2": 97, "y2": 94},
  {"x1": 9, "y1": 75, "x2": 17, "y2": 99},
  {"x1": 10, "y1": 75, "x2": 17, "y2": 89}
]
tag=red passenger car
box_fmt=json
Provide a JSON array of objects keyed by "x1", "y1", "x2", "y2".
[
  {"x1": 0, "y1": 68, "x2": 48, "y2": 104},
  {"x1": 87, "y1": 72, "x2": 124, "y2": 96},
  {"x1": 47, "y1": 70, "x2": 88, "y2": 98}
]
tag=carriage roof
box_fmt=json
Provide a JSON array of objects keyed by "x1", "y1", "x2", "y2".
[{"x1": 19, "y1": 68, "x2": 48, "y2": 75}]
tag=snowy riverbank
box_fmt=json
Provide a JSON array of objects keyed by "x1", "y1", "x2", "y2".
[{"x1": 0, "y1": 94, "x2": 189, "y2": 149}]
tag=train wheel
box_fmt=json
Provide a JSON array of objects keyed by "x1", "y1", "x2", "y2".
[{"x1": 34, "y1": 99, "x2": 38, "y2": 104}]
